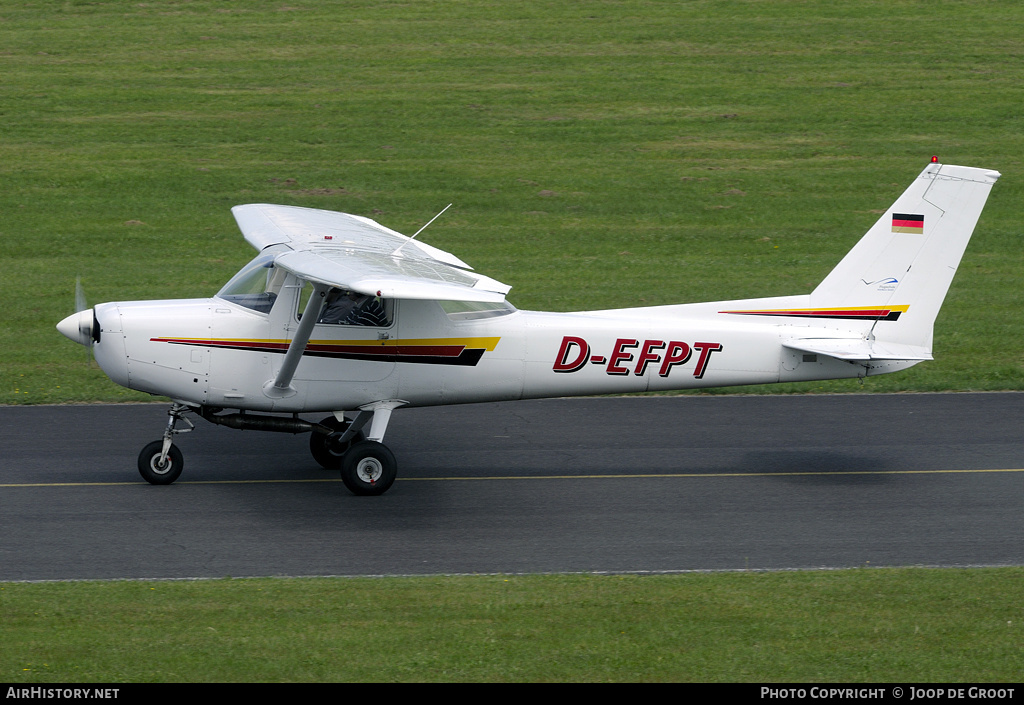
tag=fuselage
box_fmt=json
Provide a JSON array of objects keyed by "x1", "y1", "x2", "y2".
[
  {"x1": 52, "y1": 166, "x2": 999, "y2": 495},
  {"x1": 88, "y1": 274, "x2": 902, "y2": 414}
]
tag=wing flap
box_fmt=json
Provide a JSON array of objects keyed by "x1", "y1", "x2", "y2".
[{"x1": 273, "y1": 250, "x2": 509, "y2": 303}]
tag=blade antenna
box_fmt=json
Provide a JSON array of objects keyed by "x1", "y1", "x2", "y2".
[{"x1": 392, "y1": 203, "x2": 452, "y2": 257}]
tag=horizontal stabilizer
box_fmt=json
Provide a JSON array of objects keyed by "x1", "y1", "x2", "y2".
[{"x1": 782, "y1": 338, "x2": 933, "y2": 362}]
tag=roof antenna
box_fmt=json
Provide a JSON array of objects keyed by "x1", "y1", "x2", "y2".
[{"x1": 392, "y1": 203, "x2": 452, "y2": 257}]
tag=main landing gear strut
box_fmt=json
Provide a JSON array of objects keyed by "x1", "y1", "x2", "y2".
[{"x1": 137, "y1": 401, "x2": 403, "y2": 495}]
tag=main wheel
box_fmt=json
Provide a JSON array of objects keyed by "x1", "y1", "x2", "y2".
[
  {"x1": 138, "y1": 440, "x2": 184, "y2": 485},
  {"x1": 340, "y1": 441, "x2": 397, "y2": 496},
  {"x1": 310, "y1": 416, "x2": 366, "y2": 469}
]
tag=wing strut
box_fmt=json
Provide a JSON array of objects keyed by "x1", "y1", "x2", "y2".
[{"x1": 263, "y1": 282, "x2": 329, "y2": 398}]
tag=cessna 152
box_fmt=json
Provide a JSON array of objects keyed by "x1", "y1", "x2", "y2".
[{"x1": 57, "y1": 160, "x2": 1000, "y2": 495}]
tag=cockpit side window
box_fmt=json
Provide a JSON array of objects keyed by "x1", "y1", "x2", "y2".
[{"x1": 297, "y1": 282, "x2": 392, "y2": 327}]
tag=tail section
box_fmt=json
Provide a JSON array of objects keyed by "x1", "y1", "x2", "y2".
[{"x1": 810, "y1": 161, "x2": 1000, "y2": 352}]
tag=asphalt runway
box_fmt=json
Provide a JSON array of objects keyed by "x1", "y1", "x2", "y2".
[{"x1": 2, "y1": 393, "x2": 1023, "y2": 581}]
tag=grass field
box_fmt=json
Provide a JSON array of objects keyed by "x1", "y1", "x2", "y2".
[
  {"x1": 4, "y1": 569, "x2": 1023, "y2": 683},
  {"x1": 2, "y1": 0, "x2": 1023, "y2": 683},
  {"x1": 2, "y1": 0, "x2": 1022, "y2": 403}
]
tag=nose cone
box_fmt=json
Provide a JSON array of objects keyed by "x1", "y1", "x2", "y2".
[{"x1": 57, "y1": 309, "x2": 97, "y2": 347}]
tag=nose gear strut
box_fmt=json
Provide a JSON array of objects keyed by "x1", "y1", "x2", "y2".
[{"x1": 137, "y1": 403, "x2": 194, "y2": 485}]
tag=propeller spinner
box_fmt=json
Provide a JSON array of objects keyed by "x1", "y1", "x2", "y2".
[{"x1": 57, "y1": 276, "x2": 100, "y2": 347}]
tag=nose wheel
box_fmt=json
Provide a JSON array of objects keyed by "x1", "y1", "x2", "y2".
[
  {"x1": 138, "y1": 403, "x2": 193, "y2": 485},
  {"x1": 138, "y1": 440, "x2": 184, "y2": 485}
]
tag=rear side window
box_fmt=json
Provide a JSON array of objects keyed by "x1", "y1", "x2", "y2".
[{"x1": 440, "y1": 300, "x2": 517, "y2": 320}]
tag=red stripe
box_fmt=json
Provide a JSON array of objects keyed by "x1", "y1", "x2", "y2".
[
  {"x1": 153, "y1": 338, "x2": 289, "y2": 351},
  {"x1": 791, "y1": 309, "x2": 890, "y2": 317},
  {"x1": 740, "y1": 309, "x2": 892, "y2": 318},
  {"x1": 306, "y1": 344, "x2": 466, "y2": 357},
  {"x1": 153, "y1": 338, "x2": 470, "y2": 358},
  {"x1": 390, "y1": 345, "x2": 466, "y2": 357}
]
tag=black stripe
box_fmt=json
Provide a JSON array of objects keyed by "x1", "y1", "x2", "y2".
[
  {"x1": 302, "y1": 347, "x2": 486, "y2": 366},
  {"x1": 160, "y1": 340, "x2": 487, "y2": 366}
]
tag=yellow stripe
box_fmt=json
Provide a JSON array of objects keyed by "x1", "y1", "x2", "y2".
[
  {"x1": 724, "y1": 305, "x2": 909, "y2": 315},
  {"x1": 379, "y1": 337, "x2": 501, "y2": 351}
]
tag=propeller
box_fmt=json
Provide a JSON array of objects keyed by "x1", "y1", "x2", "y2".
[
  {"x1": 75, "y1": 275, "x2": 88, "y2": 317},
  {"x1": 56, "y1": 276, "x2": 99, "y2": 349}
]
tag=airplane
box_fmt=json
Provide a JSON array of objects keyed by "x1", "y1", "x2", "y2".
[{"x1": 57, "y1": 159, "x2": 1000, "y2": 495}]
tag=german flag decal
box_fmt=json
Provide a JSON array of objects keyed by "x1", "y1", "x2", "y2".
[
  {"x1": 150, "y1": 336, "x2": 500, "y2": 367},
  {"x1": 720, "y1": 305, "x2": 909, "y2": 322},
  {"x1": 892, "y1": 213, "x2": 924, "y2": 234}
]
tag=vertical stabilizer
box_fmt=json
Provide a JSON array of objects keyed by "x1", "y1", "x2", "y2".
[{"x1": 810, "y1": 161, "x2": 1000, "y2": 351}]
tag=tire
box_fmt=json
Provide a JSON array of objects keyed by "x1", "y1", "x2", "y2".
[
  {"x1": 340, "y1": 441, "x2": 397, "y2": 496},
  {"x1": 310, "y1": 416, "x2": 365, "y2": 469},
  {"x1": 138, "y1": 440, "x2": 184, "y2": 485}
]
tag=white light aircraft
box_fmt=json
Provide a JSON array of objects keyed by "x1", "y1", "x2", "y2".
[{"x1": 58, "y1": 160, "x2": 1000, "y2": 494}]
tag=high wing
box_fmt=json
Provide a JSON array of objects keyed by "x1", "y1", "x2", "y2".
[{"x1": 231, "y1": 203, "x2": 511, "y2": 303}]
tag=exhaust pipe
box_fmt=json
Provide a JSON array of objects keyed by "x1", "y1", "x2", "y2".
[{"x1": 199, "y1": 408, "x2": 332, "y2": 436}]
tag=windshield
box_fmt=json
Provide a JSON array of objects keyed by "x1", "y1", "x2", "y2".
[{"x1": 216, "y1": 245, "x2": 290, "y2": 313}]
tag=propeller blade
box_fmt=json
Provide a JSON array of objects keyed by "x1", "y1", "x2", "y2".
[{"x1": 75, "y1": 275, "x2": 88, "y2": 313}]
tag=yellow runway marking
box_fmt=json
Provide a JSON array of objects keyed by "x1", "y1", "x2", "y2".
[
  {"x1": 400, "y1": 468, "x2": 1024, "y2": 480},
  {"x1": 0, "y1": 479, "x2": 342, "y2": 487},
  {"x1": 3, "y1": 467, "x2": 1024, "y2": 488}
]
